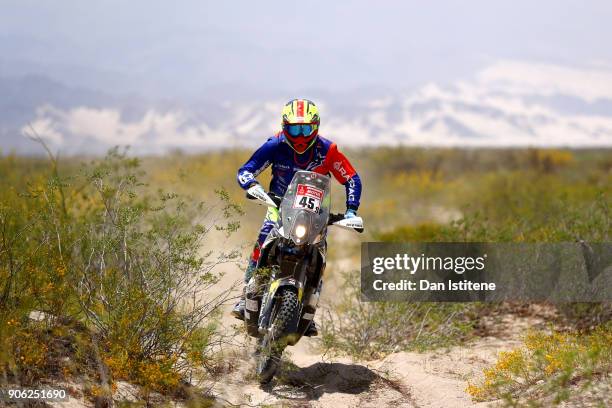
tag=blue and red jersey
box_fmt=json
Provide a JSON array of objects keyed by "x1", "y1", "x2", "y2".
[{"x1": 237, "y1": 133, "x2": 362, "y2": 210}]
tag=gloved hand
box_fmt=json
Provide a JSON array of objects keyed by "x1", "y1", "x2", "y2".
[
  {"x1": 344, "y1": 208, "x2": 357, "y2": 219},
  {"x1": 247, "y1": 182, "x2": 279, "y2": 207}
]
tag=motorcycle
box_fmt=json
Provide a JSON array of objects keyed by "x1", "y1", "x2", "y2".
[{"x1": 243, "y1": 170, "x2": 364, "y2": 383}]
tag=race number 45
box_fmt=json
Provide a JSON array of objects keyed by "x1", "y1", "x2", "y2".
[{"x1": 293, "y1": 184, "x2": 324, "y2": 213}]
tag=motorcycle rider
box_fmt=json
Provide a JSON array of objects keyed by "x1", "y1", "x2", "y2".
[{"x1": 232, "y1": 99, "x2": 362, "y2": 336}]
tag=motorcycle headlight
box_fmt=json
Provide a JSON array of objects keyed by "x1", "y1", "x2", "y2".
[{"x1": 295, "y1": 224, "x2": 307, "y2": 238}]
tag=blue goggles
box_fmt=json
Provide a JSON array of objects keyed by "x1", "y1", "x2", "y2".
[{"x1": 285, "y1": 123, "x2": 316, "y2": 137}]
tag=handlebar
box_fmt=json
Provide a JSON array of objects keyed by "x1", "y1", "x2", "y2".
[
  {"x1": 328, "y1": 213, "x2": 345, "y2": 225},
  {"x1": 269, "y1": 193, "x2": 283, "y2": 207},
  {"x1": 329, "y1": 212, "x2": 364, "y2": 233},
  {"x1": 245, "y1": 189, "x2": 282, "y2": 206},
  {"x1": 246, "y1": 189, "x2": 356, "y2": 229}
]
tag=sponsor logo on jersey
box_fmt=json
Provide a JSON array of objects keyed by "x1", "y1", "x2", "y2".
[
  {"x1": 347, "y1": 177, "x2": 356, "y2": 202},
  {"x1": 333, "y1": 161, "x2": 356, "y2": 202},
  {"x1": 333, "y1": 161, "x2": 351, "y2": 181}
]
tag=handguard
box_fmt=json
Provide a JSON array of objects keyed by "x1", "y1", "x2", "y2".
[
  {"x1": 246, "y1": 184, "x2": 278, "y2": 208},
  {"x1": 329, "y1": 214, "x2": 364, "y2": 233}
]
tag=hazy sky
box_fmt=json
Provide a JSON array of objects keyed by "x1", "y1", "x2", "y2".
[
  {"x1": 2, "y1": 1, "x2": 612, "y2": 152},
  {"x1": 2, "y1": 0, "x2": 612, "y2": 98}
]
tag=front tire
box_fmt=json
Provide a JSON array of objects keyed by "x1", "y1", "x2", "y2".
[{"x1": 255, "y1": 288, "x2": 299, "y2": 384}]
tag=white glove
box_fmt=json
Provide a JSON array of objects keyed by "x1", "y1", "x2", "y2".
[{"x1": 344, "y1": 209, "x2": 357, "y2": 218}]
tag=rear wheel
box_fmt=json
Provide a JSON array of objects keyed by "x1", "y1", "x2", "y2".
[{"x1": 255, "y1": 288, "x2": 299, "y2": 384}]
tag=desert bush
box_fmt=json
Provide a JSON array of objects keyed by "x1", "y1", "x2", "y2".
[
  {"x1": 319, "y1": 271, "x2": 479, "y2": 359},
  {"x1": 356, "y1": 147, "x2": 610, "y2": 231},
  {"x1": 467, "y1": 325, "x2": 612, "y2": 406},
  {"x1": 527, "y1": 148, "x2": 574, "y2": 173},
  {"x1": 0, "y1": 147, "x2": 242, "y2": 396}
]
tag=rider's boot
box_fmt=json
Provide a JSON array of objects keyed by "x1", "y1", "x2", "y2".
[
  {"x1": 231, "y1": 287, "x2": 246, "y2": 320},
  {"x1": 303, "y1": 321, "x2": 318, "y2": 337},
  {"x1": 232, "y1": 262, "x2": 257, "y2": 320}
]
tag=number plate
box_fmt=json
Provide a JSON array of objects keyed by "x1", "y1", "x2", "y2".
[{"x1": 293, "y1": 184, "x2": 324, "y2": 213}]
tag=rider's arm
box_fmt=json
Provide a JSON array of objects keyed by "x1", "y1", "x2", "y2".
[
  {"x1": 325, "y1": 144, "x2": 362, "y2": 210},
  {"x1": 344, "y1": 173, "x2": 362, "y2": 211},
  {"x1": 237, "y1": 136, "x2": 278, "y2": 189}
]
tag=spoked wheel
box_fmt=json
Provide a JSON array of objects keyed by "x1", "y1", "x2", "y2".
[{"x1": 255, "y1": 288, "x2": 299, "y2": 384}]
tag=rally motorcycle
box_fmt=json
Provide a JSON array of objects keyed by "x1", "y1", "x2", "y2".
[{"x1": 243, "y1": 170, "x2": 364, "y2": 383}]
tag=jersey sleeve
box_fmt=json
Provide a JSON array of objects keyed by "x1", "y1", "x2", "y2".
[
  {"x1": 325, "y1": 143, "x2": 362, "y2": 210},
  {"x1": 236, "y1": 137, "x2": 277, "y2": 189},
  {"x1": 345, "y1": 173, "x2": 362, "y2": 210}
]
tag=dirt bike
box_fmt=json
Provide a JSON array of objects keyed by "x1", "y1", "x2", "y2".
[{"x1": 243, "y1": 170, "x2": 364, "y2": 383}]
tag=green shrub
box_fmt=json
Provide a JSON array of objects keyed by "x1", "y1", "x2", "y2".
[
  {"x1": 467, "y1": 325, "x2": 612, "y2": 406},
  {"x1": 0, "y1": 147, "x2": 242, "y2": 396},
  {"x1": 319, "y1": 271, "x2": 479, "y2": 359}
]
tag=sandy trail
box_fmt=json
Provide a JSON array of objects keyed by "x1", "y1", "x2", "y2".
[
  {"x1": 206, "y1": 228, "x2": 537, "y2": 407},
  {"x1": 209, "y1": 319, "x2": 527, "y2": 407}
]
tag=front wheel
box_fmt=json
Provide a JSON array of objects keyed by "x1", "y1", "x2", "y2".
[{"x1": 255, "y1": 288, "x2": 299, "y2": 384}]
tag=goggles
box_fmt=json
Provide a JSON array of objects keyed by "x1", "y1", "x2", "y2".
[{"x1": 285, "y1": 123, "x2": 317, "y2": 137}]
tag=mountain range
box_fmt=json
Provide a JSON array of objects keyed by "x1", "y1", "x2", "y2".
[{"x1": 2, "y1": 60, "x2": 611, "y2": 154}]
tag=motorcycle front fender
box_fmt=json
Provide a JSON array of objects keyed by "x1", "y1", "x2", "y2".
[{"x1": 258, "y1": 277, "x2": 305, "y2": 331}]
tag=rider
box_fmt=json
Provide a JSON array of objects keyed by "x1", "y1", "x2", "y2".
[{"x1": 232, "y1": 99, "x2": 362, "y2": 336}]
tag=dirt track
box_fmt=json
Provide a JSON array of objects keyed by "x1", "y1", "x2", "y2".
[
  {"x1": 208, "y1": 229, "x2": 532, "y2": 407},
  {"x1": 210, "y1": 328, "x2": 524, "y2": 407}
]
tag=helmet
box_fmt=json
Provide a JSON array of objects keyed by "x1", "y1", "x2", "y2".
[{"x1": 281, "y1": 99, "x2": 320, "y2": 154}]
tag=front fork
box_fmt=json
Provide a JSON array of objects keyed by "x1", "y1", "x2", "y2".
[
  {"x1": 258, "y1": 276, "x2": 305, "y2": 334},
  {"x1": 245, "y1": 242, "x2": 326, "y2": 339}
]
